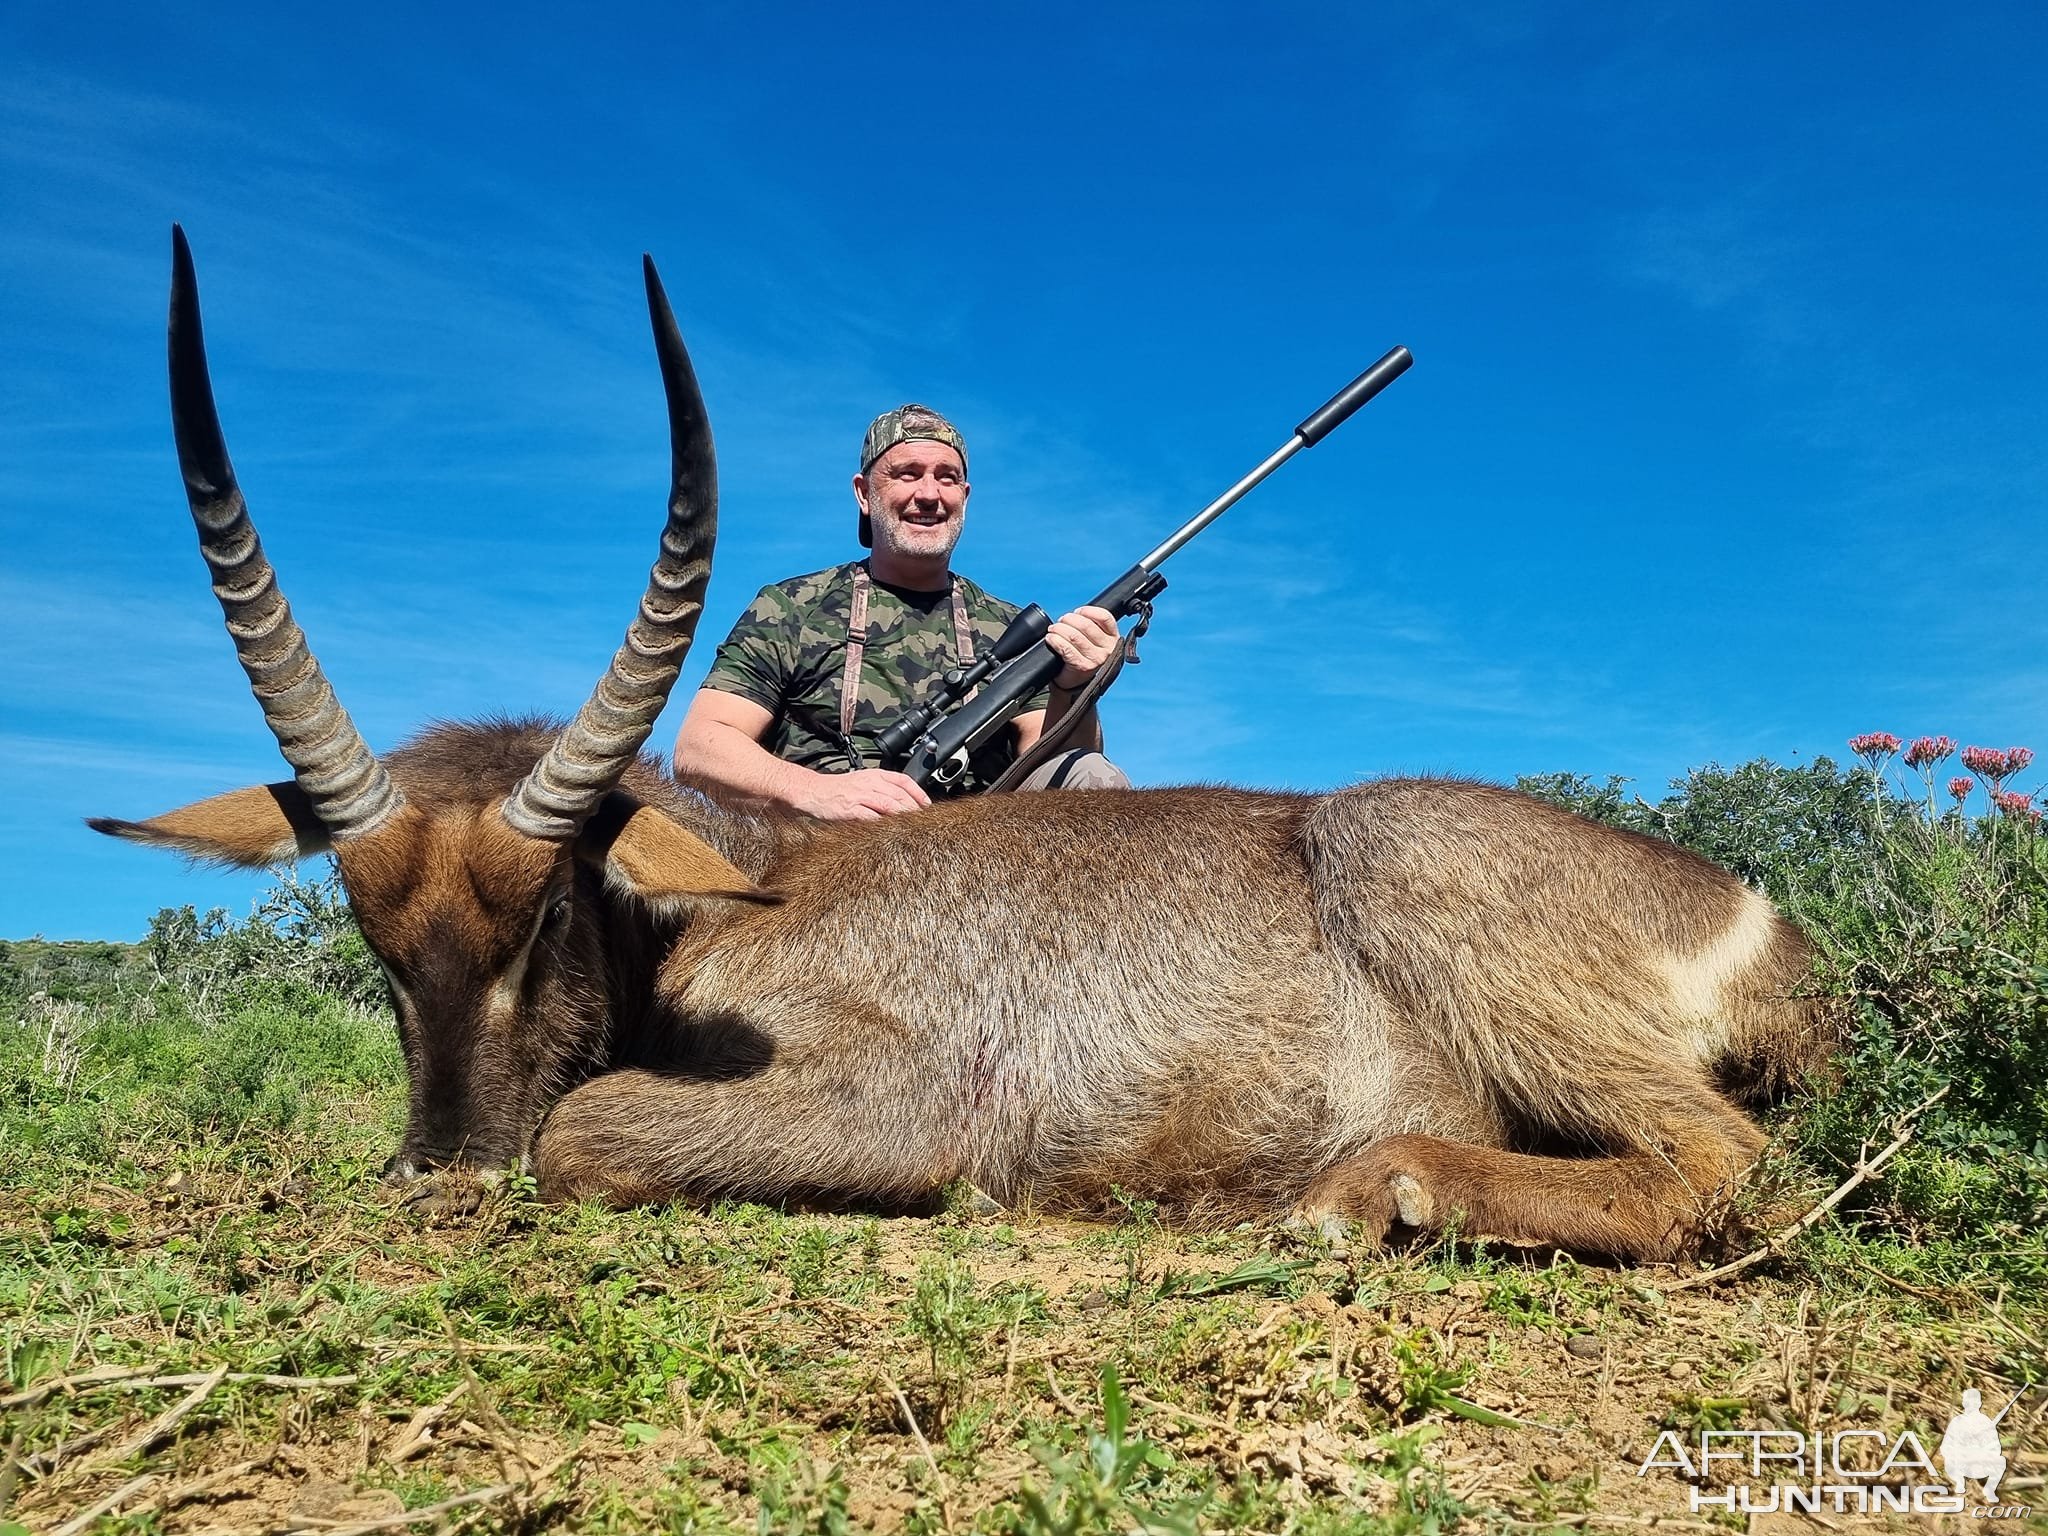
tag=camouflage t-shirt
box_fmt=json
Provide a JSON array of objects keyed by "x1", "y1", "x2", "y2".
[{"x1": 702, "y1": 561, "x2": 1051, "y2": 795}]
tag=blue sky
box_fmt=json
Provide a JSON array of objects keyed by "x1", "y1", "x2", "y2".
[{"x1": 4, "y1": 3, "x2": 2043, "y2": 939}]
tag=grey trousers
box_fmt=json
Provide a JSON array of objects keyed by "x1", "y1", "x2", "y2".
[{"x1": 1015, "y1": 750, "x2": 1130, "y2": 791}]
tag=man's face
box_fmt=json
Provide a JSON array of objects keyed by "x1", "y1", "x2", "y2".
[{"x1": 856, "y1": 440, "x2": 968, "y2": 564}]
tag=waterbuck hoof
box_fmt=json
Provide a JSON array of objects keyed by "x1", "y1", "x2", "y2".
[
  {"x1": 1281, "y1": 1209, "x2": 1362, "y2": 1246},
  {"x1": 394, "y1": 1169, "x2": 489, "y2": 1221},
  {"x1": 1389, "y1": 1173, "x2": 1433, "y2": 1228}
]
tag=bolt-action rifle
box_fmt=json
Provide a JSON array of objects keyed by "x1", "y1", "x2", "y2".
[{"x1": 875, "y1": 347, "x2": 1414, "y2": 791}]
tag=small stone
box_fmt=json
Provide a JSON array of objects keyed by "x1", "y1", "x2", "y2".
[
  {"x1": 1565, "y1": 1335, "x2": 1603, "y2": 1360},
  {"x1": 1075, "y1": 1286, "x2": 1114, "y2": 1314}
]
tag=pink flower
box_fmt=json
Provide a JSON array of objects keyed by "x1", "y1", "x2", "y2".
[
  {"x1": 1961, "y1": 745, "x2": 2035, "y2": 792},
  {"x1": 1993, "y1": 790, "x2": 2041, "y2": 825},
  {"x1": 1848, "y1": 732, "x2": 1902, "y2": 768},
  {"x1": 1948, "y1": 776, "x2": 1974, "y2": 804},
  {"x1": 1903, "y1": 735, "x2": 1956, "y2": 769}
]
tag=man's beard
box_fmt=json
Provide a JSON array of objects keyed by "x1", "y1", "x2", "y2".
[{"x1": 874, "y1": 508, "x2": 963, "y2": 563}]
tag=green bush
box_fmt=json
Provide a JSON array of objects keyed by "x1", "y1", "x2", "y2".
[
  {"x1": 1, "y1": 865, "x2": 400, "y2": 1179},
  {"x1": 141, "y1": 864, "x2": 389, "y2": 1013}
]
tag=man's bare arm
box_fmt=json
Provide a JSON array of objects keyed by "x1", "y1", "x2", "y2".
[{"x1": 674, "y1": 689, "x2": 930, "y2": 820}]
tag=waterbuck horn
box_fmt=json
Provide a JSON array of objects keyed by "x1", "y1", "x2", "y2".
[
  {"x1": 502, "y1": 257, "x2": 715, "y2": 842},
  {"x1": 168, "y1": 225, "x2": 404, "y2": 841}
]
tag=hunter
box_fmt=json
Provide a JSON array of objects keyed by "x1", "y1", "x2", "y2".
[{"x1": 673, "y1": 405, "x2": 1128, "y2": 819}]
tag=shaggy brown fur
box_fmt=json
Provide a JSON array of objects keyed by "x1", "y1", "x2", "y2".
[{"x1": 529, "y1": 771, "x2": 1832, "y2": 1261}]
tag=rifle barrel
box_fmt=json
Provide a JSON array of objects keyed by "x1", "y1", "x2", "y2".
[
  {"x1": 1137, "y1": 346, "x2": 1411, "y2": 573},
  {"x1": 1137, "y1": 437, "x2": 1305, "y2": 572}
]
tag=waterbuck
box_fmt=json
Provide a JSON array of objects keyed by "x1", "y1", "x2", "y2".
[{"x1": 97, "y1": 231, "x2": 1829, "y2": 1261}]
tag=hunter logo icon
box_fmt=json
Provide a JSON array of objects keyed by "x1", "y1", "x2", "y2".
[
  {"x1": 1637, "y1": 1383, "x2": 2034, "y2": 1517},
  {"x1": 1941, "y1": 1387, "x2": 2013, "y2": 1502}
]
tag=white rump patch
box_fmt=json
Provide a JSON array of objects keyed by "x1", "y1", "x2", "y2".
[{"x1": 1664, "y1": 892, "x2": 1776, "y2": 1045}]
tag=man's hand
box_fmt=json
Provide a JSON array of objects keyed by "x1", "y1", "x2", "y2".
[
  {"x1": 792, "y1": 768, "x2": 932, "y2": 820},
  {"x1": 1046, "y1": 605, "x2": 1121, "y2": 690},
  {"x1": 678, "y1": 690, "x2": 935, "y2": 820}
]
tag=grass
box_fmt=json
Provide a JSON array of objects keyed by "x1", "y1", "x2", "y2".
[{"x1": 3, "y1": 749, "x2": 2045, "y2": 1530}]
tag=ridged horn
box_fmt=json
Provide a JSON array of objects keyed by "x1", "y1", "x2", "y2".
[
  {"x1": 502, "y1": 257, "x2": 715, "y2": 842},
  {"x1": 168, "y1": 225, "x2": 403, "y2": 841}
]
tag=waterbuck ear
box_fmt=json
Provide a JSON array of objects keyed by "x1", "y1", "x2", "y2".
[
  {"x1": 88, "y1": 783, "x2": 331, "y2": 866},
  {"x1": 577, "y1": 793, "x2": 779, "y2": 906}
]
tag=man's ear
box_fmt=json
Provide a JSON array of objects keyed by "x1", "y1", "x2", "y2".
[
  {"x1": 577, "y1": 793, "x2": 779, "y2": 906},
  {"x1": 88, "y1": 783, "x2": 331, "y2": 866}
]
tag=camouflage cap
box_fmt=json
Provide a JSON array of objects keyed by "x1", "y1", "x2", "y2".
[{"x1": 860, "y1": 404, "x2": 968, "y2": 477}]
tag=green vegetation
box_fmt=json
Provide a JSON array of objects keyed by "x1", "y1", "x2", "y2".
[{"x1": 3, "y1": 750, "x2": 2042, "y2": 1530}]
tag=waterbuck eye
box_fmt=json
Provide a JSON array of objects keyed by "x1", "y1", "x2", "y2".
[{"x1": 543, "y1": 892, "x2": 573, "y2": 931}]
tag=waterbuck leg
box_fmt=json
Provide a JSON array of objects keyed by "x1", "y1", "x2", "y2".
[
  {"x1": 1297, "y1": 1081, "x2": 1765, "y2": 1262},
  {"x1": 531, "y1": 1065, "x2": 960, "y2": 1211}
]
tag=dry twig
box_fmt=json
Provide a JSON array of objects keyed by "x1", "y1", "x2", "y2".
[
  {"x1": 282, "y1": 1479, "x2": 517, "y2": 1534},
  {"x1": 0, "y1": 1422, "x2": 26, "y2": 1516},
  {"x1": 49, "y1": 1472, "x2": 154, "y2": 1536},
  {"x1": 384, "y1": 1386, "x2": 465, "y2": 1464},
  {"x1": 1043, "y1": 1363, "x2": 1084, "y2": 1418},
  {"x1": 884, "y1": 1374, "x2": 954, "y2": 1534},
  {"x1": 86, "y1": 1363, "x2": 229, "y2": 1472},
  {"x1": 1507, "y1": 1515, "x2": 1746, "y2": 1532},
  {"x1": 1, "y1": 1366, "x2": 358, "y2": 1413},
  {"x1": 1662, "y1": 1086, "x2": 1949, "y2": 1293},
  {"x1": 113, "y1": 1454, "x2": 275, "y2": 1526},
  {"x1": 23, "y1": 1423, "x2": 116, "y2": 1478},
  {"x1": 1128, "y1": 1389, "x2": 1236, "y2": 1434},
  {"x1": 282, "y1": 1446, "x2": 579, "y2": 1534}
]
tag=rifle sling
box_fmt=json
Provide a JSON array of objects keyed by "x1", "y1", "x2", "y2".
[{"x1": 840, "y1": 563, "x2": 974, "y2": 759}]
